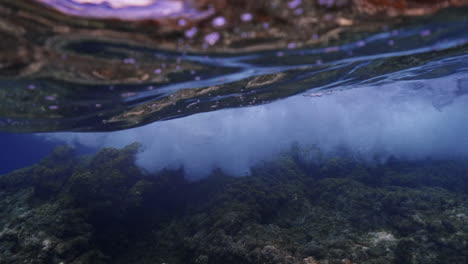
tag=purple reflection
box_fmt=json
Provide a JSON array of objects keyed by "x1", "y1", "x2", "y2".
[
  {"x1": 71, "y1": 0, "x2": 155, "y2": 8},
  {"x1": 212, "y1": 16, "x2": 226, "y2": 27},
  {"x1": 185, "y1": 27, "x2": 198, "y2": 38},
  {"x1": 204, "y1": 32, "x2": 220, "y2": 45},
  {"x1": 35, "y1": 0, "x2": 214, "y2": 20}
]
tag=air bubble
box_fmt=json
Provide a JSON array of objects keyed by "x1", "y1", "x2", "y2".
[
  {"x1": 185, "y1": 27, "x2": 198, "y2": 38},
  {"x1": 205, "y1": 32, "x2": 220, "y2": 45},
  {"x1": 212, "y1": 16, "x2": 226, "y2": 27},
  {"x1": 288, "y1": 0, "x2": 302, "y2": 9},
  {"x1": 241, "y1": 13, "x2": 253, "y2": 22}
]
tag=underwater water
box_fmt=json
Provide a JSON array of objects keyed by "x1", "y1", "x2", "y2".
[{"x1": 1, "y1": 1, "x2": 468, "y2": 264}]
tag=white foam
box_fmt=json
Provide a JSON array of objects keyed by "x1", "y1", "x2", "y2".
[{"x1": 42, "y1": 73, "x2": 468, "y2": 178}]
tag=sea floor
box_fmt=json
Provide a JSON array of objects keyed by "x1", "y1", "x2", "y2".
[{"x1": 0, "y1": 144, "x2": 467, "y2": 264}]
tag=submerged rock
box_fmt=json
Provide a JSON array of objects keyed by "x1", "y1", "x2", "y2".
[{"x1": 0, "y1": 144, "x2": 467, "y2": 263}]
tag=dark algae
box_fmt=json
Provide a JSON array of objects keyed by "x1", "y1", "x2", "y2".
[{"x1": 0, "y1": 144, "x2": 466, "y2": 264}]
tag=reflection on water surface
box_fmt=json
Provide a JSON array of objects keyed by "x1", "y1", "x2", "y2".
[
  {"x1": 67, "y1": 0, "x2": 157, "y2": 7},
  {"x1": 35, "y1": 0, "x2": 210, "y2": 20},
  {"x1": 1, "y1": 0, "x2": 468, "y2": 132}
]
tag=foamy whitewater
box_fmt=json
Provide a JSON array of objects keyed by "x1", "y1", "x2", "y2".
[{"x1": 43, "y1": 73, "x2": 468, "y2": 177}]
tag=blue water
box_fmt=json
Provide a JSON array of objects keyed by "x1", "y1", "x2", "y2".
[
  {"x1": 0, "y1": 133, "x2": 97, "y2": 174},
  {"x1": 0, "y1": 133, "x2": 57, "y2": 174}
]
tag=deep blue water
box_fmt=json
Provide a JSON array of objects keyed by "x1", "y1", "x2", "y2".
[
  {"x1": 0, "y1": 133, "x2": 96, "y2": 175},
  {"x1": 0, "y1": 133, "x2": 57, "y2": 174}
]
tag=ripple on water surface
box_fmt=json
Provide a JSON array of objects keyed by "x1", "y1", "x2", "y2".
[{"x1": 0, "y1": 1, "x2": 468, "y2": 132}]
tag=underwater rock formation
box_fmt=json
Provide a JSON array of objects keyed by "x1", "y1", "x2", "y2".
[{"x1": 0, "y1": 144, "x2": 467, "y2": 263}]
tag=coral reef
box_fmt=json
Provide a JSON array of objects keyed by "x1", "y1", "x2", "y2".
[{"x1": 0, "y1": 144, "x2": 467, "y2": 263}]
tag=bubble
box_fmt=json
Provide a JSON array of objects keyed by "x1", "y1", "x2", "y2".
[
  {"x1": 420, "y1": 29, "x2": 431, "y2": 37},
  {"x1": 123, "y1": 58, "x2": 136, "y2": 64},
  {"x1": 212, "y1": 16, "x2": 226, "y2": 27},
  {"x1": 241, "y1": 13, "x2": 253, "y2": 22},
  {"x1": 178, "y1": 18, "x2": 187, "y2": 27},
  {"x1": 204, "y1": 32, "x2": 220, "y2": 45},
  {"x1": 185, "y1": 27, "x2": 198, "y2": 38},
  {"x1": 288, "y1": 0, "x2": 302, "y2": 9},
  {"x1": 357, "y1": 40, "x2": 366, "y2": 47},
  {"x1": 45, "y1": 96, "x2": 56, "y2": 101}
]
